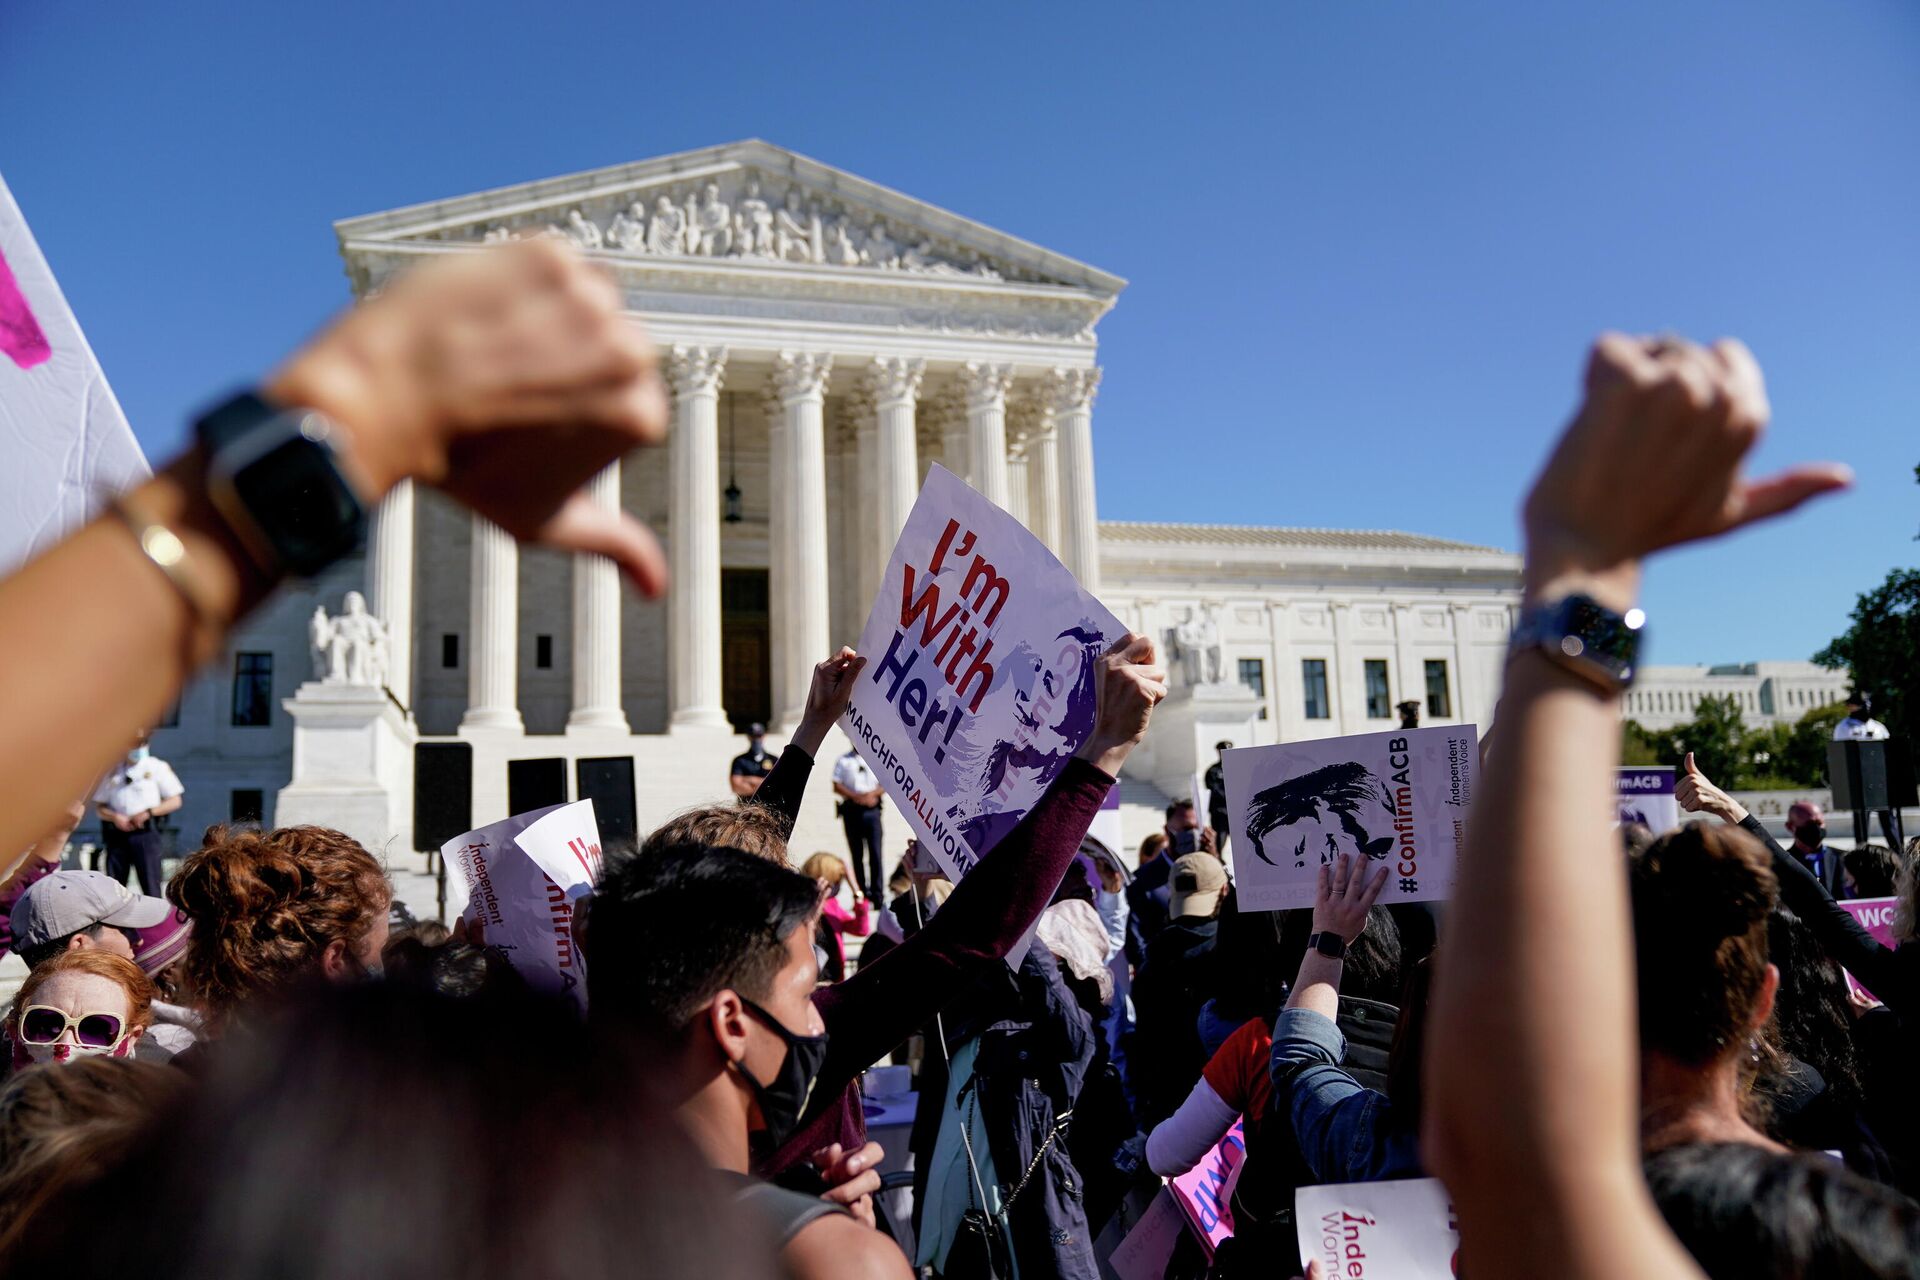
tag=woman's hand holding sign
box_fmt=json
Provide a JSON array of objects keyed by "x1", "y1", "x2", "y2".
[
  {"x1": 1073, "y1": 633, "x2": 1167, "y2": 779},
  {"x1": 792, "y1": 647, "x2": 868, "y2": 758},
  {"x1": 1314, "y1": 852, "x2": 1389, "y2": 946}
]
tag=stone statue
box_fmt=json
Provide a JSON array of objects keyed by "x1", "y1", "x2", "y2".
[
  {"x1": 311, "y1": 591, "x2": 390, "y2": 688},
  {"x1": 775, "y1": 189, "x2": 822, "y2": 263},
  {"x1": 481, "y1": 225, "x2": 515, "y2": 244},
  {"x1": 862, "y1": 219, "x2": 899, "y2": 269},
  {"x1": 607, "y1": 202, "x2": 649, "y2": 251},
  {"x1": 562, "y1": 209, "x2": 603, "y2": 251},
  {"x1": 737, "y1": 181, "x2": 775, "y2": 257},
  {"x1": 692, "y1": 182, "x2": 733, "y2": 257},
  {"x1": 647, "y1": 195, "x2": 687, "y2": 254},
  {"x1": 1195, "y1": 605, "x2": 1224, "y2": 684},
  {"x1": 824, "y1": 217, "x2": 862, "y2": 266}
]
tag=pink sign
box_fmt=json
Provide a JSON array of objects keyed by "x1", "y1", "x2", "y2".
[
  {"x1": 1168, "y1": 1118, "x2": 1247, "y2": 1258},
  {"x1": 1840, "y1": 896, "x2": 1900, "y2": 1002}
]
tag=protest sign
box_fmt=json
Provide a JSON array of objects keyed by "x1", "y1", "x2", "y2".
[
  {"x1": 1107, "y1": 1187, "x2": 1186, "y2": 1280},
  {"x1": 1294, "y1": 1177, "x2": 1459, "y2": 1280},
  {"x1": 1616, "y1": 765, "x2": 1679, "y2": 832},
  {"x1": 1224, "y1": 726, "x2": 1476, "y2": 911},
  {"x1": 1168, "y1": 1118, "x2": 1246, "y2": 1258},
  {"x1": 1840, "y1": 895, "x2": 1899, "y2": 1002},
  {"x1": 843, "y1": 464, "x2": 1122, "y2": 891},
  {"x1": 441, "y1": 800, "x2": 601, "y2": 1008}
]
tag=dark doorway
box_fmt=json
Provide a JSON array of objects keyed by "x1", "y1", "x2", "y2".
[
  {"x1": 507, "y1": 757, "x2": 569, "y2": 815},
  {"x1": 722, "y1": 568, "x2": 772, "y2": 731}
]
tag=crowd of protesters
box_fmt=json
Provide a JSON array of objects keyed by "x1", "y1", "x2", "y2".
[{"x1": 0, "y1": 236, "x2": 1915, "y2": 1280}]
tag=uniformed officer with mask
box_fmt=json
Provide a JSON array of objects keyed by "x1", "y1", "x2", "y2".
[{"x1": 91, "y1": 738, "x2": 184, "y2": 895}]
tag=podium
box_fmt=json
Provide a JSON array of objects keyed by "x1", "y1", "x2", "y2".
[{"x1": 1827, "y1": 739, "x2": 1914, "y2": 848}]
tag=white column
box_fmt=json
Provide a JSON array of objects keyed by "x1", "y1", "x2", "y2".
[
  {"x1": 1049, "y1": 366, "x2": 1102, "y2": 592},
  {"x1": 931, "y1": 384, "x2": 969, "y2": 485},
  {"x1": 961, "y1": 362, "x2": 1013, "y2": 508},
  {"x1": 1451, "y1": 603, "x2": 1480, "y2": 729},
  {"x1": 460, "y1": 513, "x2": 522, "y2": 732},
  {"x1": 847, "y1": 391, "x2": 881, "y2": 627},
  {"x1": 1006, "y1": 448, "x2": 1031, "y2": 526},
  {"x1": 667, "y1": 345, "x2": 729, "y2": 729},
  {"x1": 364, "y1": 479, "x2": 414, "y2": 711},
  {"x1": 764, "y1": 386, "x2": 792, "y2": 724},
  {"x1": 865, "y1": 356, "x2": 924, "y2": 567},
  {"x1": 1025, "y1": 413, "x2": 1062, "y2": 555},
  {"x1": 566, "y1": 461, "x2": 629, "y2": 733},
  {"x1": 1393, "y1": 603, "x2": 1417, "y2": 721},
  {"x1": 774, "y1": 351, "x2": 833, "y2": 730}
]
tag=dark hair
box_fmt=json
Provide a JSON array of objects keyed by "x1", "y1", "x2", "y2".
[
  {"x1": 167, "y1": 825, "x2": 390, "y2": 1027},
  {"x1": 1210, "y1": 906, "x2": 1289, "y2": 1023},
  {"x1": 0, "y1": 1058, "x2": 189, "y2": 1262},
  {"x1": 7, "y1": 985, "x2": 765, "y2": 1280},
  {"x1": 1165, "y1": 798, "x2": 1195, "y2": 823},
  {"x1": 384, "y1": 937, "x2": 528, "y2": 1001},
  {"x1": 1762, "y1": 907, "x2": 1864, "y2": 1114},
  {"x1": 1843, "y1": 844, "x2": 1900, "y2": 898},
  {"x1": 1385, "y1": 953, "x2": 1434, "y2": 1137},
  {"x1": 587, "y1": 841, "x2": 821, "y2": 1037},
  {"x1": 1630, "y1": 824, "x2": 1776, "y2": 1066},
  {"x1": 1278, "y1": 905, "x2": 1402, "y2": 1007},
  {"x1": 1646, "y1": 1142, "x2": 1920, "y2": 1279}
]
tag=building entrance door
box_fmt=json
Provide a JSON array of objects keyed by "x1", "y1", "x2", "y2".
[{"x1": 721, "y1": 568, "x2": 771, "y2": 731}]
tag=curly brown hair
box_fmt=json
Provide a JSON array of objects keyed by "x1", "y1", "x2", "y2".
[{"x1": 167, "y1": 825, "x2": 390, "y2": 1026}]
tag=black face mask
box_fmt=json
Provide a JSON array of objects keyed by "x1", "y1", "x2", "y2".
[
  {"x1": 733, "y1": 996, "x2": 829, "y2": 1151},
  {"x1": 1796, "y1": 822, "x2": 1827, "y2": 849}
]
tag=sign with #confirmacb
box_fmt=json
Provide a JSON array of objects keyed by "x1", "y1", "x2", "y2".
[
  {"x1": 1223, "y1": 725, "x2": 1477, "y2": 911},
  {"x1": 842, "y1": 464, "x2": 1121, "y2": 886}
]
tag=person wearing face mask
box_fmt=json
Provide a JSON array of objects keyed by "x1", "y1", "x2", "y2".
[
  {"x1": 587, "y1": 839, "x2": 911, "y2": 1280},
  {"x1": 1783, "y1": 798, "x2": 1842, "y2": 897},
  {"x1": 4, "y1": 949, "x2": 155, "y2": 1072},
  {"x1": 165, "y1": 824, "x2": 391, "y2": 1033},
  {"x1": 91, "y1": 738, "x2": 184, "y2": 896}
]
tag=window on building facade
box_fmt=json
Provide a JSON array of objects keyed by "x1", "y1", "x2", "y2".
[
  {"x1": 231, "y1": 652, "x2": 273, "y2": 727},
  {"x1": 1364, "y1": 660, "x2": 1391, "y2": 719},
  {"x1": 536, "y1": 635, "x2": 554, "y2": 669},
  {"x1": 230, "y1": 789, "x2": 264, "y2": 824},
  {"x1": 1302, "y1": 659, "x2": 1330, "y2": 720},
  {"x1": 1425, "y1": 659, "x2": 1452, "y2": 719},
  {"x1": 442, "y1": 634, "x2": 460, "y2": 669},
  {"x1": 1238, "y1": 658, "x2": 1265, "y2": 698}
]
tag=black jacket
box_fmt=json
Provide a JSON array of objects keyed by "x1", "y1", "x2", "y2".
[{"x1": 1130, "y1": 916, "x2": 1220, "y2": 1128}]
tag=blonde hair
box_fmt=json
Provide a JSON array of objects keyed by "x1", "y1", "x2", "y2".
[
  {"x1": 7, "y1": 950, "x2": 155, "y2": 1043},
  {"x1": 800, "y1": 853, "x2": 847, "y2": 887}
]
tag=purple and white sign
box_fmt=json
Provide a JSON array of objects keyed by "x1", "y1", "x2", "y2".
[
  {"x1": 1616, "y1": 766, "x2": 1679, "y2": 833},
  {"x1": 843, "y1": 464, "x2": 1121, "y2": 889},
  {"x1": 1223, "y1": 726, "x2": 1476, "y2": 911}
]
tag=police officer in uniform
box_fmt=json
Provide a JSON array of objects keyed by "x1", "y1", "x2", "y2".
[
  {"x1": 729, "y1": 723, "x2": 780, "y2": 798},
  {"x1": 91, "y1": 738, "x2": 184, "y2": 895}
]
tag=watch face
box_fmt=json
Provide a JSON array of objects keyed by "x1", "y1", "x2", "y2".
[
  {"x1": 230, "y1": 435, "x2": 365, "y2": 575},
  {"x1": 1558, "y1": 596, "x2": 1644, "y2": 680}
]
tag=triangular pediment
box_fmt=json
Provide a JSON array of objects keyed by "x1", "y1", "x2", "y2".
[{"x1": 334, "y1": 140, "x2": 1123, "y2": 295}]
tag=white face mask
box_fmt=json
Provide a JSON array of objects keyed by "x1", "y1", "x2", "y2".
[{"x1": 11, "y1": 1031, "x2": 132, "y2": 1070}]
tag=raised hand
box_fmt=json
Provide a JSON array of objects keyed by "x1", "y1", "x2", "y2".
[
  {"x1": 1314, "y1": 852, "x2": 1389, "y2": 944},
  {"x1": 791, "y1": 647, "x2": 867, "y2": 757},
  {"x1": 1074, "y1": 632, "x2": 1168, "y2": 777},
  {"x1": 267, "y1": 237, "x2": 671, "y2": 594},
  {"x1": 1673, "y1": 752, "x2": 1748, "y2": 824},
  {"x1": 1522, "y1": 334, "x2": 1849, "y2": 610}
]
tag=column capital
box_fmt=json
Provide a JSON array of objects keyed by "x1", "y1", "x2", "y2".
[
  {"x1": 772, "y1": 350, "x2": 834, "y2": 404},
  {"x1": 667, "y1": 345, "x2": 728, "y2": 398},
  {"x1": 1045, "y1": 365, "x2": 1102, "y2": 414},
  {"x1": 863, "y1": 356, "x2": 926, "y2": 409},
  {"x1": 960, "y1": 360, "x2": 1015, "y2": 412},
  {"x1": 1006, "y1": 387, "x2": 1053, "y2": 447}
]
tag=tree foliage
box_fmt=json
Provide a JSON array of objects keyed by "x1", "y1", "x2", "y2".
[{"x1": 1621, "y1": 696, "x2": 1846, "y2": 789}]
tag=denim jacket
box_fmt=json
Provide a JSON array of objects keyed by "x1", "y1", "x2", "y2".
[{"x1": 1268, "y1": 1007, "x2": 1421, "y2": 1183}]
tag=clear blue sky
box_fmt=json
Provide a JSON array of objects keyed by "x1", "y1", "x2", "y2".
[{"x1": 4, "y1": 1, "x2": 1915, "y2": 666}]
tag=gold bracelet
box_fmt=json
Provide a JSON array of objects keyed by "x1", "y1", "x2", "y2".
[{"x1": 109, "y1": 495, "x2": 221, "y2": 633}]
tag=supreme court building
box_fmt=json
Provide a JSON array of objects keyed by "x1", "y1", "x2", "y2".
[{"x1": 152, "y1": 141, "x2": 1525, "y2": 863}]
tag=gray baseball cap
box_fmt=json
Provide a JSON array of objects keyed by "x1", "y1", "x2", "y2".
[{"x1": 12, "y1": 870, "x2": 171, "y2": 952}]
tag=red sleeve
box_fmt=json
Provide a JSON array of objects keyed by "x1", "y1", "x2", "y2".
[{"x1": 1202, "y1": 1016, "x2": 1271, "y2": 1113}]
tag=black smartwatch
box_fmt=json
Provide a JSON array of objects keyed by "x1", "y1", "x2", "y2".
[
  {"x1": 1307, "y1": 931, "x2": 1346, "y2": 960},
  {"x1": 197, "y1": 391, "x2": 367, "y2": 577},
  {"x1": 1508, "y1": 592, "x2": 1645, "y2": 693}
]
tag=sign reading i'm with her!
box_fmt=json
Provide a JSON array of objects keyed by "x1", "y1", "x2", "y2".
[{"x1": 842, "y1": 464, "x2": 1120, "y2": 890}]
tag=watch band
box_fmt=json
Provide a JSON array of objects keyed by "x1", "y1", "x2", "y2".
[
  {"x1": 1508, "y1": 593, "x2": 1645, "y2": 693},
  {"x1": 1308, "y1": 931, "x2": 1346, "y2": 959}
]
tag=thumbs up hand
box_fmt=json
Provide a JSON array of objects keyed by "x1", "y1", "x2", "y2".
[{"x1": 1673, "y1": 751, "x2": 1748, "y2": 825}]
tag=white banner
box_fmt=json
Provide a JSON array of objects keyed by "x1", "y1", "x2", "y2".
[
  {"x1": 843, "y1": 464, "x2": 1121, "y2": 890},
  {"x1": 1224, "y1": 726, "x2": 1476, "y2": 910},
  {"x1": 1616, "y1": 765, "x2": 1680, "y2": 832},
  {"x1": 441, "y1": 800, "x2": 601, "y2": 1007},
  {"x1": 0, "y1": 173, "x2": 148, "y2": 576},
  {"x1": 1294, "y1": 1177, "x2": 1459, "y2": 1280}
]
